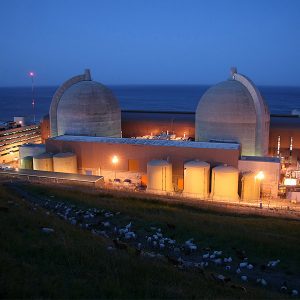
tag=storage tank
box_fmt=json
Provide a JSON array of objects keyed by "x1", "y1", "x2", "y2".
[
  {"x1": 53, "y1": 152, "x2": 77, "y2": 174},
  {"x1": 183, "y1": 161, "x2": 210, "y2": 198},
  {"x1": 211, "y1": 165, "x2": 239, "y2": 201},
  {"x1": 19, "y1": 144, "x2": 45, "y2": 160},
  {"x1": 241, "y1": 172, "x2": 260, "y2": 202},
  {"x1": 147, "y1": 160, "x2": 173, "y2": 194},
  {"x1": 33, "y1": 153, "x2": 53, "y2": 171},
  {"x1": 20, "y1": 156, "x2": 33, "y2": 170}
]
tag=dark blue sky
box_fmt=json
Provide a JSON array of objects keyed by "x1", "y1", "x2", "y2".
[{"x1": 0, "y1": 0, "x2": 299, "y2": 86}]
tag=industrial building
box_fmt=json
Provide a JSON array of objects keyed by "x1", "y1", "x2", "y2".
[
  {"x1": 20, "y1": 68, "x2": 298, "y2": 202},
  {"x1": 1, "y1": 119, "x2": 41, "y2": 164}
]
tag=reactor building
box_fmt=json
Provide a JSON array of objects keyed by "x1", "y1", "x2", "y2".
[
  {"x1": 20, "y1": 68, "x2": 281, "y2": 201},
  {"x1": 196, "y1": 67, "x2": 270, "y2": 157}
]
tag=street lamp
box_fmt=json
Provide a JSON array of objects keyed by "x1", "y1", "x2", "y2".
[
  {"x1": 112, "y1": 155, "x2": 119, "y2": 180},
  {"x1": 255, "y1": 171, "x2": 265, "y2": 209},
  {"x1": 29, "y1": 71, "x2": 36, "y2": 123}
]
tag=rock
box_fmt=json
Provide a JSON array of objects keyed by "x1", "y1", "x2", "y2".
[
  {"x1": 102, "y1": 221, "x2": 110, "y2": 227},
  {"x1": 247, "y1": 264, "x2": 253, "y2": 270},
  {"x1": 241, "y1": 275, "x2": 247, "y2": 281},
  {"x1": 239, "y1": 262, "x2": 248, "y2": 268},
  {"x1": 292, "y1": 290, "x2": 298, "y2": 297},
  {"x1": 41, "y1": 227, "x2": 54, "y2": 233},
  {"x1": 225, "y1": 265, "x2": 231, "y2": 270},
  {"x1": 203, "y1": 253, "x2": 210, "y2": 259},
  {"x1": 236, "y1": 268, "x2": 241, "y2": 274}
]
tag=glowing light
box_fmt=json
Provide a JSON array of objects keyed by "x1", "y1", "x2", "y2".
[
  {"x1": 255, "y1": 171, "x2": 265, "y2": 181},
  {"x1": 112, "y1": 155, "x2": 119, "y2": 165},
  {"x1": 284, "y1": 178, "x2": 297, "y2": 186},
  {"x1": 29, "y1": 71, "x2": 35, "y2": 77}
]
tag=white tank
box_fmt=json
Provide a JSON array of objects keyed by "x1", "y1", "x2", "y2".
[
  {"x1": 33, "y1": 153, "x2": 53, "y2": 171},
  {"x1": 183, "y1": 161, "x2": 210, "y2": 198},
  {"x1": 211, "y1": 165, "x2": 239, "y2": 201},
  {"x1": 19, "y1": 144, "x2": 46, "y2": 159},
  {"x1": 241, "y1": 172, "x2": 260, "y2": 201},
  {"x1": 20, "y1": 156, "x2": 33, "y2": 170},
  {"x1": 147, "y1": 160, "x2": 173, "y2": 194},
  {"x1": 53, "y1": 152, "x2": 77, "y2": 174}
]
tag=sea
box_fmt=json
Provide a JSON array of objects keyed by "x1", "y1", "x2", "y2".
[{"x1": 0, "y1": 85, "x2": 300, "y2": 122}]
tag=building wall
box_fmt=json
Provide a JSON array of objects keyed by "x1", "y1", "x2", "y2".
[
  {"x1": 46, "y1": 139, "x2": 240, "y2": 185},
  {"x1": 121, "y1": 111, "x2": 195, "y2": 138}
]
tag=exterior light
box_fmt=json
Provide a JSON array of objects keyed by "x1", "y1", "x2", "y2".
[
  {"x1": 112, "y1": 155, "x2": 119, "y2": 165},
  {"x1": 255, "y1": 171, "x2": 264, "y2": 181},
  {"x1": 112, "y1": 155, "x2": 119, "y2": 180},
  {"x1": 29, "y1": 71, "x2": 35, "y2": 77},
  {"x1": 255, "y1": 171, "x2": 264, "y2": 208}
]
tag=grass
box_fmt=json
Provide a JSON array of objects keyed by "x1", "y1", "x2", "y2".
[{"x1": 0, "y1": 181, "x2": 299, "y2": 298}]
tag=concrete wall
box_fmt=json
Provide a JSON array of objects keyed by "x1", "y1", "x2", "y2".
[{"x1": 46, "y1": 139, "x2": 240, "y2": 185}]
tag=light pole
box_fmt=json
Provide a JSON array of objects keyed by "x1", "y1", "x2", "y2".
[
  {"x1": 255, "y1": 171, "x2": 265, "y2": 209},
  {"x1": 29, "y1": 71, "x2": 35, "y2": 123},
  {"x1": 112, "y1": 155, "x2": 119, "y2": 180}
]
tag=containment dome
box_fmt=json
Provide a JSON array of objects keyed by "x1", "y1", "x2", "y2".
[
  {"x1": 50, "y1": 69, "x2": 121, "y2": 138},
  {"x1": 195, "y1": 68, "x2": 270, "y2": 156}
]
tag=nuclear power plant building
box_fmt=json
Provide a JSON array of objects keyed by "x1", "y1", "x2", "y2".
[{"x1": 23, "y1": 68, "x2": 281, "y2": 200}]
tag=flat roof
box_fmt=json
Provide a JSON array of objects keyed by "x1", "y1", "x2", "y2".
[
  {"x1": 0, "y1": 169, "x2": 103, "y2": 183},
  {"x1": 240, "y1": 156, "x2": 280, "y2": 163},
  {"x1": 51, "y1": 135, "x2": 240, "y2": 150}
]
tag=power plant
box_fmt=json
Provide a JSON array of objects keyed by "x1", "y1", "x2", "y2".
[{"x1": 14, "y1": 68, "x2": 300, "y2": 203}]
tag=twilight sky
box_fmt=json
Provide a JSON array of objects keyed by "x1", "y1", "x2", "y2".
[{"x1": 0, "y1": 0, "x2": 299, "y2": 86}]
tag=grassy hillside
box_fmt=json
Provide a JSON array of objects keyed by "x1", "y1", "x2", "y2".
[{"x1": 0, "y1": 181, "x2": 299, "y2": 299}]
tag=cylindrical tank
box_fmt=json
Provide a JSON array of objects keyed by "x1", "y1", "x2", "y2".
[
  {"x1": 241, "y1": 172, "x2": 260, "y2": 202},
  {"x1": 183, "y1": 161, "x2": 210, "y2": 198},
  {"x1": 53, "y1": 152, "x2": 77, "y2": 174},
  {"x1": 19, "y1": 144, "x2": 46, "y2": 160},
  {"x1": 20, "y1": 156, "x2": 33, "y2": 170},
  {"x1": 147, "y1": 160, "x2": 173, "y2": 194},
  {"x1": 211, "y1": 165, "x2": 239, "y2": 201},
  {"x1": 33, "y1": 153, "x2": 53, "y2": 171}
]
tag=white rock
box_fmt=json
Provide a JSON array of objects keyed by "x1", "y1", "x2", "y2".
[
  {"x1": 214, "y1": 258, "x2": 222, "y2": 265},
  {"x1": 239, "y1": 262, "x2": 248, "y2": 268},
  {"x1": 159, "y1": 243, "x2": 165, "y2": 249},
  {"x1": 241, "y1": 275, "x2": 248, "y2": 281},
  {"x1": 247, "y1": 264, "x2": 254, "y2": 270},
  {"x1": 125, "y1": 222, "x2": 131, "y2": 229},
  {"x1": 261, "y1": 278, "x2": 267, "y2": 286},
  {"x1": 203, "y1": 253, "x2": 210, "y2": 259},
  {"x1": 41, "y1": 227, "x2": 54, "y2": 233},
  {"x1": 125, "y1": 231, "x2": 136, "y2": 239},
  {"x1": 225, "y1": 265, "x2": 231, "y2": 270},
  {"x1": 292, "y1": 290, "x2": 298, "y2": 296},
  {"x1": 102, "y1": 221, "x2": 110, "y2": 227},
  {"x1": 210, "y1": 254, "x2": 216, "y2": 259}
]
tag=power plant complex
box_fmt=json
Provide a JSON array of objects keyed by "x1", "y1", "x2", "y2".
[{"x1": 16, "y1": 68, "x2": 300, "y2": 203}]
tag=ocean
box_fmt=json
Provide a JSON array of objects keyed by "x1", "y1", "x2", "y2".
[{"x1": 0, "y1": 85, "x2": 300, "y2": 122}]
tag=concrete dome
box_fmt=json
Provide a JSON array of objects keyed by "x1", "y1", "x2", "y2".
[
  {"x1": 195, "y1": 69, "x2": 270, "y2": 156},
  {"x1": 50, "y1": 69, "x2": 121, "y2": 138}
]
